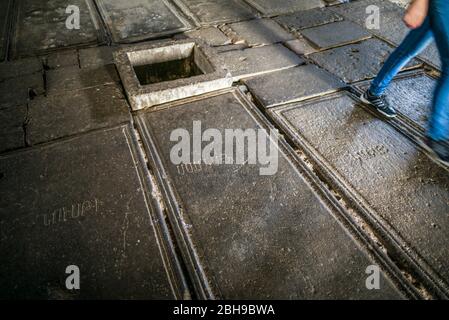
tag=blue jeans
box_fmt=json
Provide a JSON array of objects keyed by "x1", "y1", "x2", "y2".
[{"x1": 369, "y1": 0, "x2": 449, "y2": 141}]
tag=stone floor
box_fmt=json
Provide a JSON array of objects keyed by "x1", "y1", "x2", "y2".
[{"x1": 1, "y1": 0, "x2": 448, "y2": 300}]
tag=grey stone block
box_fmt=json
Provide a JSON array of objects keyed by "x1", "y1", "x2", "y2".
[
  {"x1": 96, "y1": 0, "x2": 192, "y2": 43},
  {"x1": 275, "y1": 7, "x2": 343, "y2": 31},
  {"x1": 270, "y1": 92, "x2": 449, "y2": 289},
  {"x1": 28, "y1": 86, "x2": 130, "y2": 144},
  {"x1": 0, "y1": 73, "x2": 45, "y2": 108},
  {"x1": 309, "y1": 38, "x2": 421, "y2": 83},
  {"x1": 243, "y1": 64, "x2": 346, "y2": 108},
  {"x1": 46, "y1": 65, "x2": 120, "y2": 95},
  {"x1": 284, "y1": 38, "x2": 317, "y2": 56},
  {"x1": 219, "y1": 44, "x2": 305, "y2": 80},
  {"x1": 0, "y1": 57, "x2": 43, "y2": 82},
  {"x1": 300, "y1": 21, "x2": 371, "y2": 50},
  {"x1": 114, "y1": 39, "x2": 232, "y2": 110},
  {"x1": 46, "y1": 50, "x2": 79, "y2": 69},
  {"x1": 357, "y1": 71, "x2": 437, "y2": 130},
  {"x1": 11, "y1": 0, "x2": 104, "y2": 58},
  {"x1": 175, "y1": 27, "x2": 231, "y2": 47},
  {"x1": 245, "y1": 0, "x2": 325, "y2": 16},
  {"x1": 136, "y1": 88, "x2": 405, "y2": 299},
  {"x1": 0, "y1": 105, "x2": 26, "y2": 153},
  {"x1": 226, "y1": 18, "x2": 295, "y2": 46},
  {"x1": 0, "y1": 125, "x2": 185, "y2": 299},
  {"x1": 174, "y1": 0, "x2": 258, "y2": 25}
]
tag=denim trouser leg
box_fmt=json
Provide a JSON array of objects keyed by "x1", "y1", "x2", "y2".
[
  {"x1": 428, "y1": 0, "x2": 449, "y2": 141},
  {"x1": 369, "y1": 18, "x2": 434, "y2": 96}
]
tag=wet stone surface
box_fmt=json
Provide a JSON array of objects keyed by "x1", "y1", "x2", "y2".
[
  {"x1": 270, "y1": 93, "x2": 449, "y2": 286},
  {"x1": 357, "y1": 72, "x2": 437, "y2": 130},
  {"x1": 175, "y1": 0, "x2": 257, "y2": 25},
  {"x1": 299, "y1": 21, "x2": 371, "y2": 50},
  {"x1": 45, "y1": 50, "x2": 79, "y2": 70},
  {"x1": 0, "y1": 0, "x2": 12, "y2": 61},
  {"x1": 226, "y1": 18, "x2": 295, "y2": 46},
  {"x1": 96, "y1": 0, "x2": 190, "y2": 43},
  {"x1": 0, "y1": 125, "x2": 176, "y2": 299},
  {"x1": 28, "y1": 86, "x2": 130, "y2": 145},
  {"x1": 137, "y1": 89, "x2": 405, "y2": 299},
  {"x1": 275, "y1": 7, "x2": 343, "y2": 32},
  {"x1": 243, "y1": 64, "x2": 345, "y2": 108},
  {"x1": 309, "y1": 38, "x2": 421, "y2": 83},
  {"x1": 0, "y1": 58, "x2": 43, "y2": 82},
  {"x1": 245, "y1": 0, "x2": 325, "y2": 16},
  {"x1": 219, "y1": 44, "x2": 305, "y2": 80},
  {"x1": 12, "y1": 0, "x2": 103, "y2": 58}
]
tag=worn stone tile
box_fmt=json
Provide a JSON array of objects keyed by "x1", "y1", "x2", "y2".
[
  {"x1": 45, "y1": 50, "x2": 79, "y2": 69},
  {"x1": 244, "y1": 64, "x2": 345, "y2": 108},
  {"x1": 79, "y1": 46, "x2": 115, "y2": 69},
  {"x1": 46, "y1": 65, "x2": 119, "y2": 95},
  {"x1": 137, "y1": 89, "x2": 405, "y2": 299},
  {"x1": 308, "y1": 39, "x2": 421, "y2": 83},
  {"x1": 219, "y1": 44, "x2": 305, "y2": 80},
  {"x1": 174, "y1": 0, "x2": 257, "y2": 25},
  {"x1": 96, "y1": 0, "x2": 191, "y2": 43},
  {"x1": 245, "y1": 0, "x2": 325, "y2": 16},
  {"x1": 12, "y1": 0, "x2": 104, "y2": 58},
  {"x1": 0, "y1": 73, "x2": 45, "y2": 108},
  {"x1": 270, "y1": 92, "x2": 449, "y2": 286},
  {"x1": 275, "y1": 7, "x2": 343, "y2": 31},
  {"x1": 0, "y1": 0, "x2": 12, "y2": 61},
  {"x1": 226, "y1": 19, "x2": 295, "y2": 46},
  {"x1": 330, "y1": 0, "x2": 441, "y2": 69},
  {"x1": 357, "y1": 72, "x2": 437, "y2": 129},
  {"x1": 0, "y1": 105, "x2": 26, "y2": 153},
  {"x1": 174, "y1": 27, "x2": 231, "y2": 46},
  {"x1": 284, "y1": 38, "x2": 317, "y2": 56},
  {"x1": 28, "y1": 86, "x2": 130, "y2": 145},
  {"x1": 0, "y1": 57, "x2": 43, "y2": 82},
  {"x1": 0, "y1": 125, "x2": 180, "y2": 299},
  {"x1": 300, "y1": 21, "x2": 371, "y2": 50}
]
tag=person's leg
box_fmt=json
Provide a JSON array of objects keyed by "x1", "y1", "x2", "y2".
[
  {"x1": 369, "y1": 17, "x2": 433, "y2": 96},
  {"x1": 427, "y1": 0, "x2": 449, "y2": 142}
]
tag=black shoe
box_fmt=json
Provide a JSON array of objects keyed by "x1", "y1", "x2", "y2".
[
  {"x1": 419, "y1": 137, "x2": 449, "y2": 167},
  {"x1": 360, "y1": 90, "x2": 397, "y2": 119}
]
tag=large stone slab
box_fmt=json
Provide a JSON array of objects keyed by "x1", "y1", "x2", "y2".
[
  {"x1": 309, "y1": 38, "x2": 421, "y2": 83},
  {"x1": 329, "y1": 0, "x2": 441, "y2": 69},
  {"x1": 45, "y1": 50, "x2": 79, "y2": 70},
  {"x1": 244, "y1": 0, "x2": 325, "y2": 16},
  {"x1": 174, "y1": 0, "x2": 258, "y2": 25},
  {"x1": 0, "y1": 0, "x2": 12, "y2": 61},
  {"x1": 0, "y1": 57, "x2": 43, "y2": 82},
  {"x1": 226, "y1": 18, "x2": 295, "y2": 46},
  {"x1": 96, "y1": 0, "x2": 191, "y2": 43},
  {"x1": 300, "y1": 21, "x2": 371, "y2": 50},
  {"x1": 0, "y1": 105, "x2": 26, "y2": 153},
  {"x1": 0, "y1": 125, "x2": 185, "y2": 299},
  {"x1": 0, "y1": 73, "x2": 45, "y2": 109},
  {"x1": 275, "y1": 7, "x2": 343, "y2": 31},
  {"x1": 28, "y1": 86, "x2": 130, "y2": 145},
  {"x1": 174, "y1": 27, "x2": 231, "y2": 47},
  {"x1": 11, "y1": 0, "x2": 104, "y2": 58},
  {"x1": 357, "y1": 71, "x2": 437, "y2": 130},
  {"x1": 46, "y1": 65, "x2": 120, "y2": 95},
  {"x1": 243, "y1": 64, "x2": 345, "y2": 108},
  {"x1": 136, "y1": 88, "x2": 406, "y2": 299},
  {"x1": 219, "y1": 44, "x2": 305, "y2": 80},
  {"x1": 270, "y1": 92, "x2": 449, "y2": 295}
]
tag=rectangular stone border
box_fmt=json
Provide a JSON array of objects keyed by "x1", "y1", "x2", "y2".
[
  {"x1": 95, "y1": 0, "x2": 195, "y2": 44},
  {"x1": 0, "y1": 123, "x2": 191, "y2": 299},
  {"x1": 268, "y1": 91, "x2": 449, "y2": 299},
  {"x1": 114, "y1": 39, "x2": 233, "y2": 110},
  {"x1": 135, "y1": 87, "x2": 418, "y2": 299}
]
